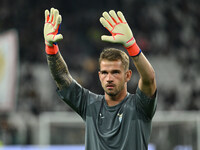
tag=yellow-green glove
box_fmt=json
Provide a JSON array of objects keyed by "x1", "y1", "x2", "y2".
[
  {"x1": 100, "y1": 10, "x2": 141, "y2": 57},
  {"x1": 44, "y1": 8, "x2": 63, "y2": 54}
]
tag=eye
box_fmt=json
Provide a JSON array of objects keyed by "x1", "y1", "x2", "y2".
[
  {"x1": 112, "y1": 70, "x2": 120, "y2": 74},
  {"x1": 101, "y1": 71, "x2": 108, "y2": 75}
]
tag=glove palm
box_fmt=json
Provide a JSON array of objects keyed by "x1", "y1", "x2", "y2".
[
  {"x1": 44, "y1": 8, "x2": 63, "y2": 47},
  {"x1": 100, "y1": 10, "x2": 135, "y2": 47}
]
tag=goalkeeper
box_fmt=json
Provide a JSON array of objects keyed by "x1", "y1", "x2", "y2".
[{"x1": 44, "y1": 8, "x2": 157, "y2": 150}]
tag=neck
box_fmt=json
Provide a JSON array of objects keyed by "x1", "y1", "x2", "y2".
[{"x1": 105, "y1": 86, "x2": 127, "y2": 107}]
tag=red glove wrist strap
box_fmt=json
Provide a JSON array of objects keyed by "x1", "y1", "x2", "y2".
[
  {"x1": 45, "y1": 44, "x2": 59, "y2": 55},
  {"x1": 125, "y1": 42, "x2": 141, "y2": 57}
]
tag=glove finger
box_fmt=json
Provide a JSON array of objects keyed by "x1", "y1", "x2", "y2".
[
  {"x1": 109, "y1": 10, "x2": 120, "y2": 24},
  {"x1": 49, "y1": 8, "x2": 54, "y2": 23},
  {"x1": 102, "y1": 11, "x2": 115, "y2": 27},
  {"x1": 52, "y1": 9, "x2": 59, "y2": 25},
  {"x1": 53, "y1": 34, "x2": 63, "y2": 42},
  {"x1": 101, "y1": 35, "x2": 115, "y2": 43},
  {"x1": 46, "y1": 34, "x2": 63, "y2": 43},
  {"x1": 100, "y1": 17, "x2": 113, "y2": 31},
  {"x1": 117, "y1": 11, "x2": 127, "y2": 23},
  {"x1": 45, "y1": 9, "x2": 50, "y2": 22},
  {"x1": 55, "y1": 15, "x2": 62, "y2": 30}
]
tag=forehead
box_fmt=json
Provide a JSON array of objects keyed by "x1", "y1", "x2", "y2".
[{"x1": 100, "y1": 59, "x2": 124, "y2": 71}]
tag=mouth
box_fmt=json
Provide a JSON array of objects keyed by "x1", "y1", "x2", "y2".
[{"x1": 106, "y1": 84, "x2": 115, "y2": 89}]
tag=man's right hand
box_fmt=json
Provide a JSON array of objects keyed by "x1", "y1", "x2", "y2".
[{"x1": 44, "y1": 8, "x2": 63, "y2": 54}]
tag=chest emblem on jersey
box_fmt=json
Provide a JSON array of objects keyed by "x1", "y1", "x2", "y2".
[
  {"x1": 100, "y1": 113, "x2": 105, "y2": 119},
  {"x1": 117, "y1": 113, "x2": 123, "y2": 123}
]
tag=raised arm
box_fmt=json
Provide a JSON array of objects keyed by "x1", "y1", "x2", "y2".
[
  {"x1": 99, "y1": 10, "x2": 156, "y2": 97},
  {"x1": 43, "y1": 8, "x2": 72, "y2": 90},
  {"x1": 131, "y1": 53, "x2": 156, "y2": 98}
]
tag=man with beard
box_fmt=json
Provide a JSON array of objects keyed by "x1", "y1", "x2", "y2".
[{"x1": 43, "y1": 8, "x2": 157, "y2": 150}]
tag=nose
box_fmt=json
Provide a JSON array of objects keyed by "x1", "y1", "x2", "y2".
[{"x1": 106, "y1": 73, "x2": 113, "y2": 82}]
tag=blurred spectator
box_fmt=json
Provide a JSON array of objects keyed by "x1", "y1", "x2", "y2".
[{"x1": 0, "y1": 0, "x2": 199, "y2": 124}]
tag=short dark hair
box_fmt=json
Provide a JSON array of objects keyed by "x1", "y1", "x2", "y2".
[{"x1": 99, "y1": 48, "x2": 129, "y2": 71}]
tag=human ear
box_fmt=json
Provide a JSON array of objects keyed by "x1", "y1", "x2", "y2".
[
  {"x1": 98, "y1": 71, "x2": 101, "y2": 81},
  {"x1": 125, "y1": 70, "x2": 132, "y2": 82}
]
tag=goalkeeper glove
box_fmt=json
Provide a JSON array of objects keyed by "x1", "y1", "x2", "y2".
[
  {"x1": 44, "y1": 8, "x2": 63, "y2": 54},
  {"x1": 100, "y1": 10, "x2": 141, "y2": 57}
]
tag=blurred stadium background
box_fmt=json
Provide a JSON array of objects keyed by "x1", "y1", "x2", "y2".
[{"x1": 0, "y1": 0, "x2": 200, "y2": 149}]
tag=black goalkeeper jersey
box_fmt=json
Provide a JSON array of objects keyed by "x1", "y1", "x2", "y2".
[{"x1": 57, "y1": 80, "x2": 157, "y2": 150}]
